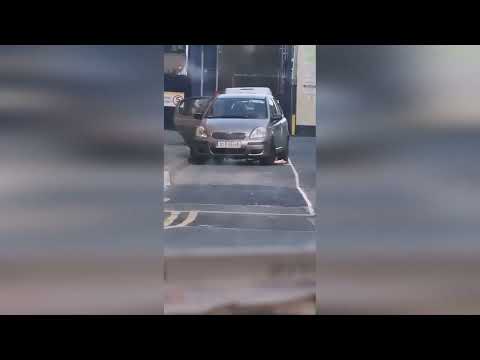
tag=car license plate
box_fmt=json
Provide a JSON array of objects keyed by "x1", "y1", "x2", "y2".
[{"x1": 216, "y1": 141, "x2": 242, "y2": 149}]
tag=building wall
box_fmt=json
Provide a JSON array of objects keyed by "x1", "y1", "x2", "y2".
[
  {"x1": 188, "y1": 45, "x2": 218, "y2": 97},
  {"x1": 165, "y1": 45, "x2": 297, "y2": 133},
  {"x1": 295, "y1": 45, "x2": 316, "y2": 136},
  {"x1": 164, "y1": 53, "x2": 186, "y2": 75}
]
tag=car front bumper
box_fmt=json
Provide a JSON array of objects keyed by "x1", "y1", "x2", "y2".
[{"x1": 191, "y1": 137, "x2": 273, "y2": 158}]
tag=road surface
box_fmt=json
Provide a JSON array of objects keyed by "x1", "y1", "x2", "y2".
[{"x1": 164, "y1": 132, "x2": 316, "y2": 252}]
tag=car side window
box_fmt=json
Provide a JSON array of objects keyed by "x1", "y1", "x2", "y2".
[
  {"x1": 274, "y1": 100, "x2": 283, "y2": 117},
  {"x1": 268, "y1": 97, "x2": 277, "y2": 118}
]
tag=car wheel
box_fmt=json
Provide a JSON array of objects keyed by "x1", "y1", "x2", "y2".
[{"x1": 260, "y1": 141, "x2": 276, "y2": 166}]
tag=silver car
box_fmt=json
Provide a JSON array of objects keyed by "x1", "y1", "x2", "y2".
[{"x1": 174, "y1": 91, "x2": 290, "y2": 165}]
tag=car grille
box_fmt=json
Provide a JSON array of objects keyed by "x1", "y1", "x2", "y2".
[
  {"x1": 211, "y1": 148, "x2": 245, "y2": 155},
  {"x1": 212, "y1": 132, "x2": 246, "y2": 140}
]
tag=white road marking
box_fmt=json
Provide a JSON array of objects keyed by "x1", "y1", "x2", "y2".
[
  {"x1": 172, "y1": 224, "x2": 314, "y2": 233},
  {"x1": 288, "y1": 158, "x2": 315, "y2": 216},
  {"x1": 164, "y1": 170, "x2": 171, "y2": 190},
  {"x1": 165, "y1": 211, "x2": 199, "y2": 230},
  {"x1": 164, "y1": 209, "x2": 312, "y2": 217}
]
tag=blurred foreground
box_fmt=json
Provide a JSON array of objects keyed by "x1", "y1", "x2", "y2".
[
  {"x1": 317, "y1": 45, "x2": 480, "y2": 314},
  {"x1": 0, "y1": 45, "x2": 314, "y2": 315},
  {"x1": 0, "y1": 46, "x2": 164, "y2": 314},
  {"x1": 3, "y1": 45, "x2": 480, "y2": 314}
]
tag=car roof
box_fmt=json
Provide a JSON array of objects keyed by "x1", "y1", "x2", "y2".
[
  {"x1": 225, "y1": 87, "x2": 272, "y2": 95},
  {"x1": 216, "y1": 93, "x2": 268, "y2": 100}
]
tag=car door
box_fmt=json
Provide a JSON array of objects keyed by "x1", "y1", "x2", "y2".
[
  {"x1": 174, "y1": 97, "x2": 213, "y2": 144},
  {"x1": 267, "y1": 97, "x2": 280, "y2": 148},
  {"x1": 275, "y1": 100, "x2": 289, "y2": 149},
  {"x1": 268, "y1": 97, "x2": 287, "y2": 151}
]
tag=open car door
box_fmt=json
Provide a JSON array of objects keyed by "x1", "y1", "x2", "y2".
[{"x1": 174, "y1": 97, "x2": 213, "y2": 145}]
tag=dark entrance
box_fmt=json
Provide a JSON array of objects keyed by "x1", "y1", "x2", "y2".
[
  {"x1": 217, "y1": 45, "x2": 294, "y2": 133},
  {"x1": 167, "y1": 45, "x2": 295, "y2": 132}
]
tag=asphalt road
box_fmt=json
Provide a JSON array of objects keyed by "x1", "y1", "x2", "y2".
[{"x1": 164, "y1": 134, "x2": 316, "y2": 252}]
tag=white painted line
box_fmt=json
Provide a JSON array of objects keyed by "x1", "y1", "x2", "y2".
[
  {"x1": 288, "y1": 158, "x2": 315, "y2": 216},
  {"x1": 169, "y1": 224, "x2": 315, "y2": 233},
  {"x1": 165, "y1": 211, "x2": 199, "y2": 230},
  {"x1": 164, "y1": 209, "x2": 312, "y2": 217},
  {"x1": 164, "y1": 170, "x2": 171, "y2": 190}
]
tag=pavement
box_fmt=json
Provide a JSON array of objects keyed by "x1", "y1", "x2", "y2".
[
  {"x1": 165, "y1": 249, "x2": 315, "y2": 314},
  {"x1": 164, "y1": 132, "x2": 188, "y2": 191},
  {"x1": 164, "y1": 131, "x2": 189, "y2": 191}
]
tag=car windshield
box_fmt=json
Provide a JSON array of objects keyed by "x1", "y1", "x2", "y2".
[{"x1": 206, "y1": 98, "x2": 267, "y2": 119}]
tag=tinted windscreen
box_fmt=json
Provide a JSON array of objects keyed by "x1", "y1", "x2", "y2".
[{"x1": 206, "y1": 98, "x2": 267, "y2": 119}]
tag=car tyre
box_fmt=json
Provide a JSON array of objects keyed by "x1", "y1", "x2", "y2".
[
  {"x1": 260, "y1": 141, "x2": 276, "y2": 166},
  {"x1": 279, "y1": 137, "x2": 290, "y2": 161}
]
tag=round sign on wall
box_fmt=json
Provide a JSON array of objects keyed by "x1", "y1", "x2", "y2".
[
  {"x1": 173, "y1": 95, "x2": 183, "y2": 106},
  {"x1": 164, "y1": 92, "x2": 185, "y2": 107}
]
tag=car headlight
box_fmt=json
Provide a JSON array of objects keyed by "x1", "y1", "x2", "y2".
[
  {"x1": 196, "y1": 126, "x2": 208, "y2": 138},
  {"x1": 250, "y1": 127, "x2": 267, "y2": 139}
]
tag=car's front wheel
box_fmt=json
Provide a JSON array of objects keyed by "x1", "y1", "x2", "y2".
[
  {"x1": 260, "y1": 142, "x2": 276, "y2": 165},
  {"x1": 278, "y1": 137, "x2": 290, "y2": 161}
]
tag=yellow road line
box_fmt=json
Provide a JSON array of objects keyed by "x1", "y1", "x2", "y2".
[
  {"x1": 164, "y1": 211, "x2": 180, "y2": 227},
  {"x1": 165, "y1": 211, "x2": 198, "y2": 229}
]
